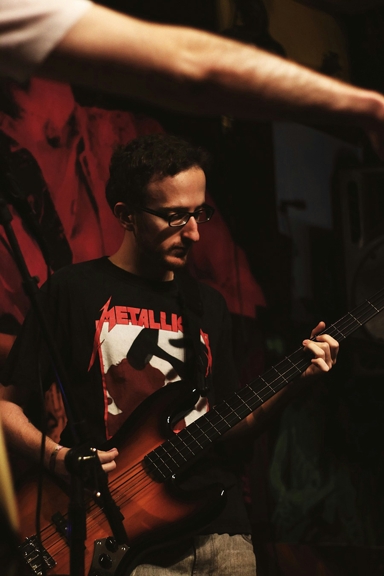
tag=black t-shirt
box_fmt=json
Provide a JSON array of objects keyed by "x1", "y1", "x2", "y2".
[{"x1": 3, "y1": 257, "x2": 251, "y2": 535}]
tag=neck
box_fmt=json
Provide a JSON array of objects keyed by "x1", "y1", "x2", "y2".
[{"x1": 109, "y1": 236, "x2": 174, "y2": 282}]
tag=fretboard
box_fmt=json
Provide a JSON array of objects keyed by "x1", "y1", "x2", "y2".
[{"x1": 144, "y1": 287, "x2": 384, "y2": 481}]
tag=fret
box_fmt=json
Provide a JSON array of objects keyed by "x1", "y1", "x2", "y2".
[
  {"x1": 348, "y1": 312, "x2": 362, "y2": 326},
  {"x1": 144, "y1": 452, "x2": 169, "y2": 480},
  {"x1": 198, "y1": 427, "x2": 213, "y2": 442},
  {"x1": 184, "y1": 427, "x2": 204, "y2": 450},
  {"x1": 220, "y1": 400, "x2": 242, "y2": 423},
  {"x1": 153, "y1": 445, "x2": 176, "y2": 472},
  {"x1": 195, "y1": 413, "x2": 221, "y2": 436},
  {"x1": 284, "y1": 355, "x2": 299, "y2": 369},
  {"x1": 330, "y1": 324, "x2": 344, "y2": 340},
  {"x1": 233, "y1": 394, "x2": 253, "y2": 414},
  {"x1": 207, "y1": 414, "x2": 231, "y2": 433},
  {"x1": 203, "y1": 419, "x2": 221, "y2": 436},
  {"x1": 246, "y1": 388, "x2": 269, "y2": 404},
  {"x1": 174, "y1": 432, "x2": 198, "y2": 458},
  {"x1": 176, "y1": 435, "x2": 196, "y2": 458},
  {"x1": 366, "y1": 299, "x2": 380, "y2": 313},
  {"x1": 259, "y1": 375, "x2": 276, "y2": 394},
  {"x1": 167, "y1": 449, "x2": 184, "y2": 468},
  {"x1": 246, "y1": 386, "x2": 264, "y2": 406},
  {"x1": 271, "y1": 366, "x2": 290, "y2": 384},
  {"x1": 168, "y1": 444, "x2": 190, "y2": 468}
]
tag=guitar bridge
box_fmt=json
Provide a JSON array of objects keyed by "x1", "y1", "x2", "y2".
[{"x1": 19, "y1": 535, "x2": 56, "y2": 575}]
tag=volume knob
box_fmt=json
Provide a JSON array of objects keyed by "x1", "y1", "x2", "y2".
[
  {"x1": 105, "y1": 536, "x2": 118, "y2": 552},
  {"x1": 98, "y1": 553, "x2": 112, "y2": 569}
]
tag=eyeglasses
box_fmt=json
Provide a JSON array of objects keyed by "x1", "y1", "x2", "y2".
[{"x1": 134, "y1": 204, "x2": 215, "y2": 227}]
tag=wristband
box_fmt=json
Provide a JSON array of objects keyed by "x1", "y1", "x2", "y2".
[{"x1": 49, "y1": 444, "x2": 64, "y2": 473}]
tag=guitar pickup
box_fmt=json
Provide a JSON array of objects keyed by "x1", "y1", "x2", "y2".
[{"x1": 52, "y1": 511, "x2": 69, "y2": 542}]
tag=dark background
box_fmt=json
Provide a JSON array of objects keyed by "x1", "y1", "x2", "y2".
[{"x1": 3, "y1": 1, "x2": 384, "y2": 574}]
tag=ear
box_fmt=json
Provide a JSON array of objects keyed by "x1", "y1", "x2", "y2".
[{"x1": 114, "y1": 202, "x2": 135, "y2": 231}]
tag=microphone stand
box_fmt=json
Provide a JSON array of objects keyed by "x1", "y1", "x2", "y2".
[{"x1": 0, "y1": 194, "x2": 128, "y2": 575}]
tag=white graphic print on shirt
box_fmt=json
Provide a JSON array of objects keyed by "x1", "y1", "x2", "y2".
[{"x1": 88, "y1": 297, "x2": 212, "y2": 438}]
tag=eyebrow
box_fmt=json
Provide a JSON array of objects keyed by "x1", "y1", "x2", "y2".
[{"x1": 153, "y1": 203, "x2": 206, "y2": 212}]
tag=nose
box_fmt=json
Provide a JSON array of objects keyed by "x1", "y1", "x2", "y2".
[{"x1": 181, "y1": 215, "x2": 200, "y2": 242}]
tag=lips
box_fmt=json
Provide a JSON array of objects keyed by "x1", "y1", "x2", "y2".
[
  {"x1": 170, "y1": 249, "x2": 188, "y2": 258},
  {"x1": 169, "y1": 244, "x2": 190, "y2": 256}
]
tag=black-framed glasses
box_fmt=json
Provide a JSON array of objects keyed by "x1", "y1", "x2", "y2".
[{"x1": 134, "y1": 204, "x2": 215, "y2": 227}]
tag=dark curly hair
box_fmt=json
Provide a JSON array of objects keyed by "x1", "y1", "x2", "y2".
[{"x1": 105, "y1": 133, "x2": 210, "y2": 212}]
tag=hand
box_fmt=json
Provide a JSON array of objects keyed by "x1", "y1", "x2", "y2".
[
  {"x1": 54, "y1": 446, "x2": 119, "y2": 481},
  {"x1": 97, "y1": 447, "x2": 119, "y2": 474},
  {"x1": 301, "y1": 321, "x2": 339, "y2": 378}
]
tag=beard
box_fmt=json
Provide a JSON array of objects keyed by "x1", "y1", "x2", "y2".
[
  {"x1": 136, "y1": 240, "x2": 192, "y2": 276},
  {"x1": 163, "y1": 244, "x2": 191, "y2": 270}
]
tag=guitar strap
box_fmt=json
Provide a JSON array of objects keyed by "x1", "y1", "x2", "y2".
[{"x1": 175, "y1": 270, "x2": 210, "y2": 397}]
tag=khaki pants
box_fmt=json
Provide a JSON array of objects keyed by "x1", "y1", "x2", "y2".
[{"x1": 130, "y1": 533, "x2": 256, "y2": 576}]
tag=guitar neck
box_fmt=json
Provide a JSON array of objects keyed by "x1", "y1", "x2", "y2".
[{"x1": 144, "y1": 287, "x2": 384, "y2": 481}]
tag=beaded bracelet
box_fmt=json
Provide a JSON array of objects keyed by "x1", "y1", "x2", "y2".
[{"x1": 49, "y1": 444, "x2": 64, "y2": 473}]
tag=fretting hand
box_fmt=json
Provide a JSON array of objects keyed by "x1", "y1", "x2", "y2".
[{"x1": 301, "y1": 321, "x2": 339, "y2": 378}]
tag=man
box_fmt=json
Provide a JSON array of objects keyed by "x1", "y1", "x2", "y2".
[
  {"x1": 0, "y1": 133, "x2": 339, "y2": 575},
  {"x1": 1, "y1": 0, "x2": 384, "y2": 159}
]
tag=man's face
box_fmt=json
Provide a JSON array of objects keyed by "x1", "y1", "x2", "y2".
[{"x1": 131, "y1": 166, "x2": 206, "y2": 279}]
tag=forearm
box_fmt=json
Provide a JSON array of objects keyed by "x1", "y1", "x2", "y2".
[
  {"x1": 38, "y1": 4, "x2": 384, "y2": 130},
  {"x1": 0, "y1": 399, "x2": 57, "y2": 470},
  {"x1": 0, "y1": 397, "x2": 118, "y2": 479}
]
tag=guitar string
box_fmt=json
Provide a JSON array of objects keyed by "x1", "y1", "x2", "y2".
[
  {"x1": 64, "y1": 294, "x2": 384, "y2": 507},
  {"x1": 63, "y1": 469, "x2": 162, "y2": 545},
  {"x1": 77, "y1": 468, "x2": 177, "y2": 548},
  {"x1": 35, "y1": 462, "x2": 149, "y2": 547},
  {"x1": 66, "y1": 294, "x2": 384, "y2": 518},
  {"x1": 57, "y1": 282, "x2": 384, "y2": 539},
  {"x1": 145, "y1": 295, "x2": 384, "y2": 477},
  {"x1": 35, "y1": 464, "x2": 159, "y2": 556},
  {"x1": 32, "y1": 294, "x2": 384, "y2": 557},
  {"x1": 37, "y1": 435, "x2": 244, "y2": 562},
  {"x1": 107, "y1": 465, "x2": 162, "y2": 506},
  {"x1": 96, "y1": 293, "x2": 384, "y2": 504}
]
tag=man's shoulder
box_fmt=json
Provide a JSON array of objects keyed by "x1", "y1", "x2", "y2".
[
  {"x1": 41, "y1": 257, "x2": 108, "y2": 293},
  {"x1": 196, "y1": 279, "x2": 224, "y2": 299},
  {"x1": 194, "y1": 278, "x2": 229, "y2": 315},
  {"x1": 49, "y1": 257, "x2": 106, "y2": 280}
]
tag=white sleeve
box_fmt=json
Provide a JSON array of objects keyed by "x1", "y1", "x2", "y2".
[{"x1": 0, "y1": 0, "x2": 92, "y2": 82}]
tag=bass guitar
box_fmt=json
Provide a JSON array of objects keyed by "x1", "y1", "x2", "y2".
[{"x1": 17, "y1": 288, "x2": 384, "y2": 576}]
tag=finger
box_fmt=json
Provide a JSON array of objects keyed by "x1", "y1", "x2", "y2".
[
  {"x1": 310, "y1": 321, "x2": 326, "y2": 339},
  {"x1": 314, "y1": 334, "x2": 339, "y2": 364},
  {"x1": 102, "y1": 460, "x2": 117, "y2": 473},
  {"x1": 310, "y1": 357, "x2": 331, "y2": 372},
  {"x1": 97, "y1": 447, "x2": 119, "y2": 464},
  {"x1": 303, "y1": 339, "x2": 331, "y2": 369}
]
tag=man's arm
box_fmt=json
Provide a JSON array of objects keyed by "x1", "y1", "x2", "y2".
[
  {"x1": 37, "y1": 4, "x2": 384, "y2": 157},
  {"x1": 0, "y1": 384, "x2": 118, "y2": 480}
]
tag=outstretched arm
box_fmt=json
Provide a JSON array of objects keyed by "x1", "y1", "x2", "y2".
[{"x1": 35, "y1": 3, "x2": 384, "y2": 157}]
